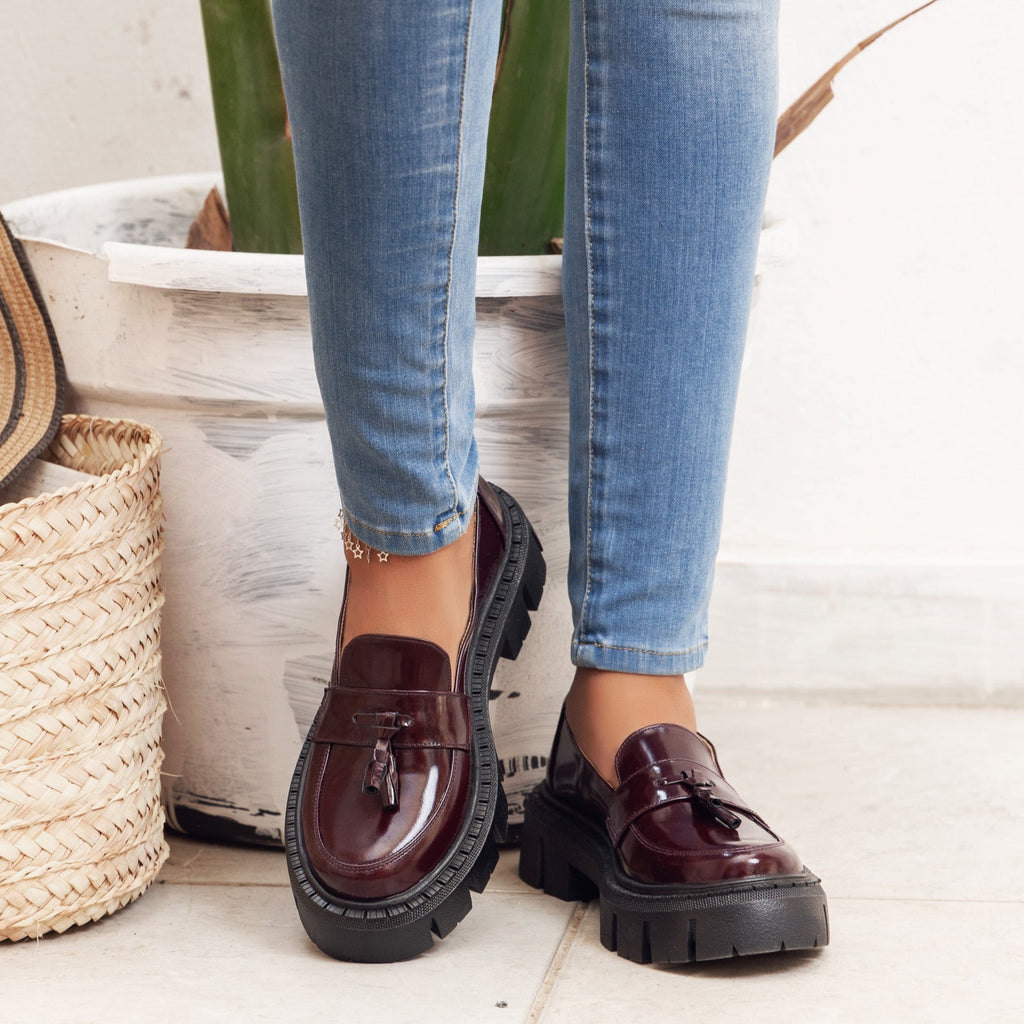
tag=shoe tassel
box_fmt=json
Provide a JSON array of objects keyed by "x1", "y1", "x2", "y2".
[
  {"x1": 353, "y1": 711, "x2": 414, "y2": 812},
  {"x1": 671, "y1": 770, "x2": 743, "y2": 831}
]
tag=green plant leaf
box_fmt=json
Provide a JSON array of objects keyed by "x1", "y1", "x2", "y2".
[
  {"x1": 200, "y1": 0, "x2": 303, "y2": 254},
  {"x1": 480, "y1": 0, "x2": 571, "y2": 256}
]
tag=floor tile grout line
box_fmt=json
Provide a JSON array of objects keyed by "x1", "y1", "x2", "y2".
[{"x1": 525, "y1": 902, "x2": 588, "y2": 1024}]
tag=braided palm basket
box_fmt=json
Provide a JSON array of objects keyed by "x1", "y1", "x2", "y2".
[{"x1": 0, "y1": 415, "x2": 168, "y2": 941}]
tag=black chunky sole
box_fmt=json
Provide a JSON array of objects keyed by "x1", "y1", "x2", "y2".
[
  {"x1": 286, "y1": 485, "x2": 545, "y2": 962},
  {"x1": 519, "y1": 783, "x2": 829, "y2": 964}
]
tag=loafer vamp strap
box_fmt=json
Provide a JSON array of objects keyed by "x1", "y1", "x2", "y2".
[
  {"x1": 311, "y1": 686, "x2": 472, "y2": 751},
  {"x1": 606, "y1": 758, "x2": 758, "y2": 847}
]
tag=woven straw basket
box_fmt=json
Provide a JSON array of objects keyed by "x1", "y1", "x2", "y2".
[{"x1": 0, "y1": 415, "x2": 168, "y2": 942}]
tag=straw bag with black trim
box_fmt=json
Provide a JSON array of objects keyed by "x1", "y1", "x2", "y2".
[{"x1": 0, "y1": 211, "x2": 168, "y2": 941}]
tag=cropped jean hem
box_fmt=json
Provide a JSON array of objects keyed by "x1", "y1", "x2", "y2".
[
  {"x1": 340, "y1": 500, "x2": 473, "y2": 557},
  {"x1": 571, "y1": 638, "x2": 708, "y2": 676}
]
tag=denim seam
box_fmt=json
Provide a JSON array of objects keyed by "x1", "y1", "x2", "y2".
[
  {"x1": 437, "y1": 0, "x2": 477, "y2": 522},
  {"x1": 342, "y1": 506, "x2": 456, "y2": 541},
  {"x1": 574, "y1": 640, "x2": 708, "y2": 658},
  {"x1": 434, "y1": 510, "x2": 464, "y2": 533},
  {"x1": 705, "y1": 22, "x2": 721, "y2": 361},
  {"x1": 577, "y1": 0, "x2": 598, "y2": 646}
]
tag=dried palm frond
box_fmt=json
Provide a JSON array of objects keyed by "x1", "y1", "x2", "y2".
[{"x1": 775, "y1": 0, "x2": 943, "y2": 157}]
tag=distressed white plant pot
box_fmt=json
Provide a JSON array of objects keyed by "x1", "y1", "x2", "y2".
[
  {"x1": 3, "y1": 174, "x2": 574, "y2": 844},
  {"x1": 5, "y1": 175, "x2": 776, "y2": 845}
]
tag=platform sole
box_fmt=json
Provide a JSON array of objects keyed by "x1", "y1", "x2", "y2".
[
  {"x1": 519, "y1": 783, "x2": 829, "y2": 964},
  {"x1": 285, "y1": 484, "x2": 545, "y2": 963}
]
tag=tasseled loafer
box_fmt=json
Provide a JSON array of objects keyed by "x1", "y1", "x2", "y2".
[
  {"x1": 287, "y1": 480, "x2": 545, "y2": 962},
  {"x1": 519, "y1": 707, "x2": 829, "y2": 963}
]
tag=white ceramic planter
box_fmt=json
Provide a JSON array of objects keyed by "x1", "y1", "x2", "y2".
[{"x1": 4, "y1": 175, "x2": 573, "y2": 844}]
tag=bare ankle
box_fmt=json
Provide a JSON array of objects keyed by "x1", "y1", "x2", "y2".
[
  {"x1": 565, "y1": 668, "x2": 697, "y2": 785},
  {"x1": 338, "y1": 511, "x2": 476, "y2": 673}
]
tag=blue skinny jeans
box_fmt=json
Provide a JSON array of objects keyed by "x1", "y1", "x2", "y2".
[{"x1": 272, "y1": 0, "x2": 779, "y2": 675}]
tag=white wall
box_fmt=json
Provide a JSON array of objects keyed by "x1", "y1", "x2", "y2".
[
  {"x1": 731, "y1": 0, "x2": 1024, "y2": 566},
  {"x1": 3, "y1": 0, "x2": 1021, "y2": 698},
  {"x1": 706, "y1": 0, "x2": 1023, "y2": 701},
  {"x1": 2, "y1": 1, "x2": 218, "y2": 202}
]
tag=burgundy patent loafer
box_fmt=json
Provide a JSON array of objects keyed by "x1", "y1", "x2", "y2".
[
  {"x1": 287, "y1": 481, "x2": 545, "y2": 962},
  {"x1": 519, "y1": 708, "x2": 829, "y2": 963}
]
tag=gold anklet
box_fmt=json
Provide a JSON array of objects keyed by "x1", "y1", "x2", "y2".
[{"x1": 335, "y1": 511, "x2": 390, "y2": 564}]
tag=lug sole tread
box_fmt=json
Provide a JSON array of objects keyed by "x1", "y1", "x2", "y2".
[{"x1": 518, "y1": 783, "x2": 829, "y2": 965}]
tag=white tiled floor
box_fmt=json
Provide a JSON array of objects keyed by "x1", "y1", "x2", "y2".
[{"x1": 6, "y1": 702, "x2": 1024, "y2": 1024}]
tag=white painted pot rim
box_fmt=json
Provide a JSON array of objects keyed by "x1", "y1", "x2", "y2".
[{"x1": 2, "y1": 173, "x2": 564, "y2": 299}]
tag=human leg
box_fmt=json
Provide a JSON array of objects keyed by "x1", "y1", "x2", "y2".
[
  {"x1": 560, "y1": 0, "x2": 778, "y2": 778},
  {"x1": 273, "y1": 0, "x2": 546, "y2": 962},
  {"x1": 519, "y1": 0, "x2": 829, "y2": 963},
  {"x1": 563, "y1": 0, "x2": 778, "y2": 685},
  {"x1": 275, "y1": 0, "x2": 491, "y2": 557},
  {"x1": 273, "y1": 0, "x2": 502, "y2": 668}
]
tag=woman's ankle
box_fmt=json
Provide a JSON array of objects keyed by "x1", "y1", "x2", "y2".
[
  {"x1": 338, "y1": 510, "x2": 476, "y2": 673},
  {"x1": 565, "y1": 668, "x2": 697, "y2": 786}
]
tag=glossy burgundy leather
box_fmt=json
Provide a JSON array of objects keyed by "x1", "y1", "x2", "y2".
[
  {"x1": 300, "y1": 482, "x2": 507, "y2": 902},
  {"x1": 548, "y1": 708, "x2": 805, "y2": 886}
]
